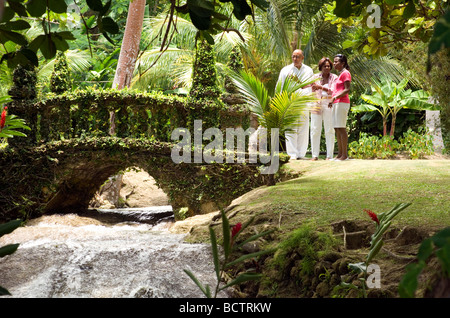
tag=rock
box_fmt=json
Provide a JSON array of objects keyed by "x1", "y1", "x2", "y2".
[
  {"x1": 315, "y1": 281, "x2": 330, "y2": 297},
  {"x1": 241, "y1": 242, "x2": 260, "y2": 254},
  {"x1": 120, "y1": 168, "x2": 169, "y2": 207},
  {"x1": 169, "y1": 211, "x2": 218, "y2": 234}
]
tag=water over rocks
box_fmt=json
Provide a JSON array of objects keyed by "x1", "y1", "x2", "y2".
[{"x1": 0, "y1": 210, "x2": 228, "y2": 298}]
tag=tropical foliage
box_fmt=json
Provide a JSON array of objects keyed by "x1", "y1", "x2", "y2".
[
  {"x1": 349, "y1": 128, "x2": 434, "y2": 159},
  {"x1": 399, "y1": 226, "x2": 450, "y2": 298},
  {"x1": 230, "y1": 70, "x2": 317, "y2": 137},
  {"x1": 345, "y1": 203, "x2": 411, "y2": 298},
  {"x1": 352, "y1": 78, "x2": 437, "y2": 136},
  {"x1": 327, "y1": 0, "x2": 448, "y2": 58},
  {"x1": 0, "y1": 96, "x2": 30, "y2": 141},
  {"x1": 184, "y1": 210, "x2": 276, "y2": 298}
]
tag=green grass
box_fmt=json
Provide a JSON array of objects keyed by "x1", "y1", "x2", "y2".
[{"x1": 243, "y1": 159, "x2": 450, "y2": 230}]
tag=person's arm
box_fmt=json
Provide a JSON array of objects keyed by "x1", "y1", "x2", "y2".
[
  {"x1": 328, "y1": 79, "x2": 350, "y2": 108},
  {"x1": 331, "y1": 80, "x2": 350, "y2": 102},
  {"x1": 314, "y1": 83, "x2": 333, "y2": 94}
]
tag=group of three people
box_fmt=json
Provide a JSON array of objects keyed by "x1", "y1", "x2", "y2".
[{"x1": 277, "y1": 49, "x2": 351, "y2": 161}]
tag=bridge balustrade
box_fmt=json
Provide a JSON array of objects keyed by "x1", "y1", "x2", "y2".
[{"x1": 7, "y1": 88, "x2": 250, "y2": 146}]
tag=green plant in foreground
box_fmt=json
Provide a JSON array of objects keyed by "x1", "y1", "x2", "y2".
[
  {"x1": 184, "y1": 210, "x2": 276, "y2": 298},
  {"x1": 346, "y1": 203, "x2": 411, "y2": 297},
  {"x1": 0, "y1": 219, "x2": 22, "y2": 296},
  {"x1": 399, "y1": 227, "x2": 450, "y2": 298},
  {"x1": 0, "y1": 96, "x2": 31, "y2": 142}
]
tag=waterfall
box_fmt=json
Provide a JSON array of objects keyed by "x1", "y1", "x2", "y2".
[{"x1": 0, "y1": 208, "x2": 229, "y2": 298}]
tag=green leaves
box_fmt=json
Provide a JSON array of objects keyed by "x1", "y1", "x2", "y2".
[
  {"x1": 334, "y1": 0, "x2": 353, "y2": 19},
  {"x1": 348, "y1": 203, "x2": 411, "y2": 297},
  {"x1": 368, "y1": 203, "x2": 411, "y2": 262},
  {"x1": 0, "y1": 219, "x2": 22, "y2": 296},
  {"x1": 28, "y1": 31, "x2": 76, "y2": 60},
  {"x1": 230, "y1": 69, "x2": 317, "y2": 137},
  {"x1": 230, "y1": 0, "x2": 252, "y2": 21},
  {"x1": 352, "y1": 78, "x2": 435, "y2": 136},
  {"x1": 0, "y1": 219, "x2": 22, "y2": 238},
  {"x1": 0, "y1": 0, "x2": 119, "y2": 67},
  {"x1": 428, "y1": 8, "x2": 450, "y2": 55},
  {"x1": 176, "y1": 0, "x2": 268, "y2": 43},
  {"x1": 399, "y1": 227, "x2": 450, "y2": 298},
  {"x1": 0, "y1": 99, "x2": 31, "y2": 138},
  {"x1": 184, "y1": 209, "x2": 276, "y2": 298},
  {"x1": 86, "y1": 0, "x2": 119, "y2": 44},
  {"x1": 0, "y1": 114, "x2": 31, "y2": 138}
]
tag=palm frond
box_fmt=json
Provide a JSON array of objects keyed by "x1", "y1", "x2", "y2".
[
  {"x1": 229, "y1": 70, "x2": 270, "y2": 116},
  {"x1": 231, "y1": 69, "x2": 317, "y2": 135},
  {"x1": 265, "y1": 90, "x2": 315, "y2": 134},
  {"x1": 131, "y1": 47, "x2": 193, "y2": 91},
  {"x1": 303, "y1": 12, "x2": 348, "y2": 66}
]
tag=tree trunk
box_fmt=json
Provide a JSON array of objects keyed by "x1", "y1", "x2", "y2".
[
  {"x1": 110, "y1": 0, "x2": 146, "y2": 135},
  {"x1": 102, "y1": 0, "x2": 146, "y2": 208},
  {"x1": 112, "y1": 0, "x2": 145, "y2": 90},
  {"x1": 390, "y1": 115, "x2": 396, "y2": 137}
]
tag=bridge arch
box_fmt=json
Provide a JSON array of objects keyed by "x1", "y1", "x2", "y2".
[
  {"x1": 1, "y1": 89, "x2": 288, "y2": 223},
  {"x1": 1, "y1": 137, "x2": 281, "y2": 222}
]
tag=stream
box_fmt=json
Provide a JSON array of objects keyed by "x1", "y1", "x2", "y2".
[{"x1": 0, "y1": 206, "x2": 229, "y2": 298}]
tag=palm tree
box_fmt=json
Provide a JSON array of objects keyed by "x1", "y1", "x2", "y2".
[
  {"x1": 131, "y1": 12, "x2": 251, "y2": 92},
  {"x1": 128, "y1": 0, "x2": 416, "y2": 101},
  {"x1": 241, "y1": 0, "x2": 418, "y2": 95},
  {"x1": 352, "y1": 78, "x2": 438, "y2": 136},
  {"x1": 229, "y1": 69, "x2": 317, "y2": 139}
]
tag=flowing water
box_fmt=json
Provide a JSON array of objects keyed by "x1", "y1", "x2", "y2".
[{"x1": 0, "y1": 206, "x2": 228, "y2": 298}]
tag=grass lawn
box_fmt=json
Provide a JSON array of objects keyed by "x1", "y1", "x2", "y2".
[
  {"x1": 240, "y1": 158, "x2": 450, "y2": 232},
  {"x1": 183, "y1": 157, "x2": 449, "y2": 298}
]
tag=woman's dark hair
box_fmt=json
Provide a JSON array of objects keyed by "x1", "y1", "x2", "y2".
[
  {"x1": 318, "y1": 57, "x2": 333, "y2": 71},
  {"x1": 335, "y1": 54, "x2": 350, "y2": 70}
]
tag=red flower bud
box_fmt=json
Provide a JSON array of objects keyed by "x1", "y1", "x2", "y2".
[
  {"x1": 364, "y1": 209, "x2": 379, "y2": 225},
  {"x1": 231, "y1": 223, "x2": 242, "y2": 238},
  {"x1": 0, "y1": 106, "x2": 7, "y2": 130}
]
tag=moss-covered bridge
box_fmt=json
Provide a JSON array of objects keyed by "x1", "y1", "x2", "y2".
[{"x1": 0, "y1": 89, "x2": 286, "y2": 222}]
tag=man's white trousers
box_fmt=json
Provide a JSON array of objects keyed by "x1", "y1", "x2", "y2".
[{"x1": 285, "y1": 110, "x2": 309, "y2": 159}]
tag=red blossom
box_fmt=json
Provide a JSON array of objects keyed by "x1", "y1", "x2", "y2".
[
  {"x1": 231, "y1": 223, "x2": 242, "y2": 238},
  {"x1": 364, "y1": 209, "x2": 380, "y2": 225},
  {"x1": 0, "y1": 106, "x2": 7, "y2": 130}
]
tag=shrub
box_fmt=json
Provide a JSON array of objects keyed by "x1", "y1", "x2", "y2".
[
  {"x1": 399, "y1": 128, "x2": 434, "y2": 159},
  {"x1": 349, "y1": 133, "x2": 400, "y2": 159},
  {"x1": 349, "y1": 129, "x2": 434, "y2": 159}
]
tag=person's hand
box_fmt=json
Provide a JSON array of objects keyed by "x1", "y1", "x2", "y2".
[{"x1": 328, "y1": 97, "x2": 335, "y2": 108}]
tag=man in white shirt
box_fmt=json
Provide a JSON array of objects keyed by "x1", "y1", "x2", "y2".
[{"x1": 277, "y1": 49, "x2": 314, "y2": 160}]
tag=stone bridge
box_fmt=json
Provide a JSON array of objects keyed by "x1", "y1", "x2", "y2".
[{"x1": 0, "y1": 90, "x2": 287, "y2": 222}]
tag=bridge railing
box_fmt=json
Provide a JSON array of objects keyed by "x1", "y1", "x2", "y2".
[{"x1": 8, "y1": 88, "x2": 250, "y2": 145}]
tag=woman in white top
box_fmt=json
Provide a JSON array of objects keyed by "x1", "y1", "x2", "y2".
[{"x1": 311, "y1": 57, "x2": 338, "y2": 160}]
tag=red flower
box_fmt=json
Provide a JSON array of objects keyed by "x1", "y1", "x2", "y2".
[
  {"x1": 364, "y1": 209, "x2": 380, "y2": 225},
  {"x1": 231, "y1": 223, "x2": 242, "y2": 238},
  {"x1": 0, "y1": 106, "x2": 7, "y2": 131}
]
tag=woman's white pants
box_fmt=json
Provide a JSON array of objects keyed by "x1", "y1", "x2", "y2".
[{"x1": 310, "y1": 101, "x2": 335, "y2": 159}]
